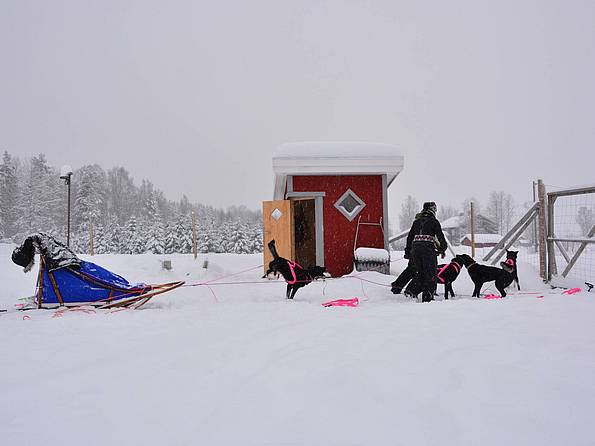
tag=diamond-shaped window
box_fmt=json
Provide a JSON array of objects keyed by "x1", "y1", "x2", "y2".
[
  {"x1": 271, "y1": 208, "x2": 283, "y2": 220},
  {"x1": 334, "y1": 189, "x2": 366, "y2": 221}
]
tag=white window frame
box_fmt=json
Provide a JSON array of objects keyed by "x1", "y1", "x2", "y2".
[{"x1": 334, "y1": 189, "x2": 366, "y2": 222}]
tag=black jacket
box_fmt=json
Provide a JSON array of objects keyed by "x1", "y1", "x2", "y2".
[
  {"x1": 405, "y1": 213, "x2": 448, "y2": 258},
  {"x1": 12, "y1": 233, "x2": 80, "y2": 272}
]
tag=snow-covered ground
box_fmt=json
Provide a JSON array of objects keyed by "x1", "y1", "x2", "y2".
[{"x1": 1, "y1": 243, "x2": 595, "y2": 446}]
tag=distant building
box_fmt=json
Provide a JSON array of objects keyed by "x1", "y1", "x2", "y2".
[
  {"x1": 460, "y1": 233, "x2": 502, "y2": 248},
  {"x1": 441, "y1": 212, "x2": 498, "y2": 245}
]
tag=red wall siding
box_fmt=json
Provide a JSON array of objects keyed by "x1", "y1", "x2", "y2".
[{"x1": 292, "y1": 175, "x2": 385, "y2": 277}]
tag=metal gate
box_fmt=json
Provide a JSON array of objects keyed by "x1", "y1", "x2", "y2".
[{"x1": 546, "y1": 185, "x2": 595, "y2": 283}]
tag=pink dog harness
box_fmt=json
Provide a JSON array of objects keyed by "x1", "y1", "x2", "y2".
[
  {"x1": 437, "y1": 261, "x2": 461, "y2": 284},
  {"x1": 286, "y1": 260, "x2": 303, "y2": 284}
]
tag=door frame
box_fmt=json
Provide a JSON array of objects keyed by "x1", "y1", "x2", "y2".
[{"x1": 286, "y1": 190, "x2": 325, "y2": 267}]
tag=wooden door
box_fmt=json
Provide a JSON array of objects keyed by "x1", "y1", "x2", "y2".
[{"x1": 262, "y1": 200, "x2": 294, "y2": 273}]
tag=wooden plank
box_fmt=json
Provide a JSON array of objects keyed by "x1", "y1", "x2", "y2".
[
  {"x1": 48, "y1": 271, "x2": 65, "y2": 306},
  {"x1": 490, "y1": 210, "x2": 537, "y2": 265},
  {"x1": 483, "y1": 201, "x2": 540, "y2": 261},
  {"x1": 553, "y1": 235, "x2": 572, "y2": 264},
  {"x1": 562, "y1": 223, "x2": 595, "y2": 278},
  {"x1": 36, "y1": 258, "x2": 45, "y2": 309},
  {"x1": 262, "y1": 200, "x2": 294, "y2": 273},
  {"x1": 547, "y1": 185, "x2": 595, "y2": 198}
]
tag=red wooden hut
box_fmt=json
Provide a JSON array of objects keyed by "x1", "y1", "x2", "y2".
[{"x1": 263, "y1": 142, "x2": 404, "y2": 277}]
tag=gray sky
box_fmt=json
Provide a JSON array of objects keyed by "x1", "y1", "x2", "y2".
[{"x1": 1, "y1": 0, "x2": 594, "y2": 222}]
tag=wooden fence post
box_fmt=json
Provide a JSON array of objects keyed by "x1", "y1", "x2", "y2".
[
  {"x1": 192, "y1": 211, "x2": 197, "y2": 260},
  {"x1": 537, "y1": 179, "x2": 547, "y2": 280},
  {"x1": 470, "y1": 201, "x2": 476, "y2": 258}
]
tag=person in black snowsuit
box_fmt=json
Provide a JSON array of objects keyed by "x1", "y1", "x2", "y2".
[
  {"x1": 404, "y1": 202, "x2": 448, "y2": 302},
  {"x1": 391, "y1": 259, "x2": 416, "y2": 294}
]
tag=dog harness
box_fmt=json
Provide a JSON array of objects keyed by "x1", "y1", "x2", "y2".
[
  {"x1": 465, "y1": 261, "x2": 477, "y2": 271},
  {"x1": 437, "y1": 261, "x2": 461, "y2": 283},
  {"x1": 286, "y1": 260, "x2": 304, "y2": 285}
]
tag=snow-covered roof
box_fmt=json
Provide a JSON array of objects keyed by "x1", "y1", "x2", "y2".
[
  {"x1": 460, "y1": 233, "x2": 502, "y2": 244},
  {"x1": 272, "y1": 142, "x2": 404, "y2": 199},
  {"x1": 441, "y1": 215, "x2": 464, "y2": 229}
]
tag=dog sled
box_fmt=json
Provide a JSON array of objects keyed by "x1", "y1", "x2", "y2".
[{"x1": 12, "y1": 233, "x2": 184, "y2": 310}]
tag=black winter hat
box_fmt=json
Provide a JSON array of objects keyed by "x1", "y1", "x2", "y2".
[{"x1": 423, "y1": 202, "x2": 437, "y2": 212}]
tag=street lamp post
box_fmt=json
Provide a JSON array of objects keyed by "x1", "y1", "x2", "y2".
[{"x1": 60, "y1": 166, "x2": 73, "y2": 247}]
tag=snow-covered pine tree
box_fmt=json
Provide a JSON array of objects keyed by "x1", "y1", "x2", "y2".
[
  {"x1": 123, "y1": 216, "x2": 144, "y2": 254},
  {"x1": 174, "y1": 214, "x2": 192, "y2": 253},
  {"x1": 197, "y1": 222, "x2": 210, "y2": 253},
  {"x1": 106, "y1": 167, "x2": 137, "y2": 226},
  {"x1": 110, "y1": 219, "x2": 123, "y2": 253},
  {"x1": 179, "y1": 194, "x2": 191, "y2": 216},
  {"x1": 0, "y1": 151, "x2": 20, "y2": 239},
  {"x1": 164, "y1": 220, "x2": 177, "y2": 254},
  {"x1": 94, "y1": 223, "x2": 107, "y2": 254},
  {"x1": 144, "y1": 189, "x2": 165, "y2": 254},
  {"x1": 225, "y1": 221, "x2": 242, "y2": 253},
  {"x1": 99, "y1": 216, "x2": 120, "y2": 253},
  {"x1": 248, "y1": 222, "x2": 263, "y2": 253},
  {"x1": 15, "y1": 154, "x2": 57, "y2": 239},
  {"x1": 73, "y1": 164, "x2": 107, "y2": 234}
]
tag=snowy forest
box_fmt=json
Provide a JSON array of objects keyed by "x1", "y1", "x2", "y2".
[{"x1": 0, "y1": 152, "x2": 262, "y2": 254}]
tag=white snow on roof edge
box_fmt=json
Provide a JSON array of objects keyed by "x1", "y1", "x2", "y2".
[
  {"x1": 271, "y1": 141, "x2": 404, "y2": 200},
  {"x1": 274, "y1": 141, "x2": 402, "y2": 159}
]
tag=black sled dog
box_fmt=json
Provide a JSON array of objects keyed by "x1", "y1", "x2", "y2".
[
  {"x1": 435, "y1": 255, "x2": 466, "y2": 299},
  {"x1": 500, "y1": 250, "x2": 520, "y2": 291},
  {"x1": 263, "y1": 239, "x2": 327, "y2": 299},
  {"x1": 458, "y1": 254, "x2": 515, "y2": 297},
  {"x1": 404, "y1": 255, "x2": 466, "y2": 299}
]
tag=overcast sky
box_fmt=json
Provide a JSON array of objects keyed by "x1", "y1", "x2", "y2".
[{"x1": 1, "y1": 0, "x2": 594, "y2": 221}]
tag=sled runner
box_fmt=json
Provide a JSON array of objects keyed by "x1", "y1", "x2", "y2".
[{"x1": 12, "y1": 233, "x2": 184, "y2": 309}]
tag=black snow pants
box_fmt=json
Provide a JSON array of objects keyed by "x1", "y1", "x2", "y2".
[
  {"x1": 391, "y1": 259, "x2": 416, "y2": 294},
  {"x1": 411, "y1": 242, "x2": 437, "y2": 302}
]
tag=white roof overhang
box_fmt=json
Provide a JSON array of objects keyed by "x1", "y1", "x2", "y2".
[{"x1": 272, "y1": 142, "x2": 404, "y2": 200}]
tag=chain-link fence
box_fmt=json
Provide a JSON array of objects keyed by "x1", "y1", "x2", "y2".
[{"x1": 546, "y1": 185, "x2": 595, "y2": 286}]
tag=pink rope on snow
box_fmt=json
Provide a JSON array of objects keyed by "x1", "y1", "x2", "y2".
[{"x1": 322, "y1": 298, "x2": 359, "y2": 307}]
